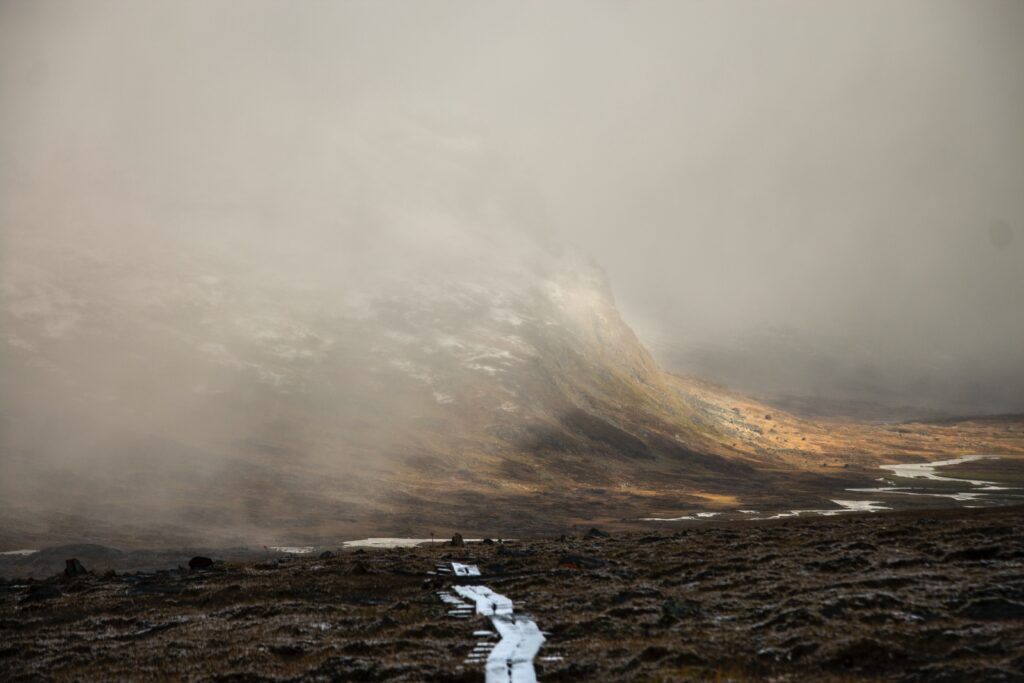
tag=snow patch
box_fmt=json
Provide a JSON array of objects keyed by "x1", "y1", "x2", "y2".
[{"x1": 445, "y1": 584, "x2": 546, "y2": 683}]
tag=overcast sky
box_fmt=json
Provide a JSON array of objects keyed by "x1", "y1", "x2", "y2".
[{"x1": 2, "y1": 0, "x2": 1022, "y2": 414}]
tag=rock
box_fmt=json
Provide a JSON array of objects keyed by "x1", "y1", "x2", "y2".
[
  {"x1": 188, "y1": 556, "x2": 215, "y2": 571},
  {"x1": 22, "y1": 584, "x2": 62, "y2": 602},
  {"x1": 661, "y1": 598, "x2": 702, "y2": 621},
  {"x1": 558, "y1": 554, "x2": 607, "y2": 570},
  {"x1": 376, "y1": 615, "x2": 399, "y2": 629},
  {"x1": 824, "y1": 638, "x2": 907, "y2": 672},
  {"x1": 958, "y1": 598, "x2": 1024, "y2": 621},
  {"x1": 482, "y1": 538, "x2": 494, "y2": 545},
  {"x1": 586, "y1": 527, "x2": 610, "y2": 538},
  {"x1": 351, "y1": 561, "x2": 369, "y2": 575},
  {"x1": 319, "y1": 551, "x2": 336, "y2": 559},
  {"x1": 765, "y1": 414, "x2": 772, "y2": 420},
  {"x1": 638, "y1": 645, "x2": 670, "y2": 662},
  {"x1": 64, "y1": 558, "x2": 88, "y2": 578},
  {"x1": 945, "y1": 546, "x2": 1001, "y2": 562},
  {"x1": 450, "y1": 533, "x2": 464, "y2": 547}
]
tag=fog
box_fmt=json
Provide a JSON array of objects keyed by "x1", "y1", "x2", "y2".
[{"x1": 2, "y1": 0, "x2": 1023, "y2": 427}]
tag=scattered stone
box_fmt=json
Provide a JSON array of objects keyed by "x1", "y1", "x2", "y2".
[
  {"x1": 450, "y1": 533, "x2": 464, "y2": 547},
  {"x1": 586, "y1": 527, "x2": 610, "y2": 538},
  {"x1": 188, "y1": 556, "x2": 215, "y2": 571},
  {"x1": 558, "y1": 554, "x2": 607, "y2": 570},
  {"x1": 351, "y1": 561, "x2": 369, "y2": 575},
  {"x1": 319, "y1": 551, "x2": 336, "y2": 559}
]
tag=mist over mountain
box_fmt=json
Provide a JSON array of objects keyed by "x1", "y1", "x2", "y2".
[
  {"x1": 3, "y1": 1, "x2": 1023, "y2": 419},
  {"x1": 2, "y1": 225, "x2": 754, "y2": 545},
  {"x1": 2, "y1": 2, "x2": 1023, "y2": 547}
]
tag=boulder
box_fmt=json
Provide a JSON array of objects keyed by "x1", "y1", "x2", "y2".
[
  {"x1": 558, "y1": 554, "x2": 606, "y2": 570},
  {"x1": 661, "y1": 597, "x2": 702, "y2": 621},
  {"x1": 188, "y1": 556, "x2": 215, "y2": 571},
  {"x1": 64, "y1": 558, "x2": 88, "y2": 578},
  {"x1": 450, "y1": 533, "x2": 464, "y2": 547}
]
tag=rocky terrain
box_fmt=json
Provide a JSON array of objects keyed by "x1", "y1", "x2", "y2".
[{"x1": 3, "y1": 505, "x2": 1024, "y2": 682}]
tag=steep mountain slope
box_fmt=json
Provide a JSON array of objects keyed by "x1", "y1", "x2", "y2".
[{"x1": 2, "y1": 236, "x2": 1021, "y2": 547}]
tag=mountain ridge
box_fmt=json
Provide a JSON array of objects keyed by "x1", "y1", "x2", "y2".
[{"x1": 2, "y1": 238, "x2": 1022, "y2": 546}]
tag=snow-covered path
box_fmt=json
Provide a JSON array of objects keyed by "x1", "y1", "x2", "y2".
[{"x1": 438, "y1": 564, "x2": 545, "y2": 683}]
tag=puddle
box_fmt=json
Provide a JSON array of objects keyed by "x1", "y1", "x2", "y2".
[
  {"x1": 878, "y1": 455, "x2": 996, "y2": 484},
  {"x1": 643, "y1": 455, "x2": 1021, "y2": 524},
  {"x1": 439, "y1": 564, "x2": 546, "y2": 682},
  {"x1": 765, "y1": 500, "x2": 889, "y2": 519},
  {"x1": 268, "y1": 546, "x2": 315, "y2": 554},
  {"x1": 849, "y1": 455, "x2": 1024, "y2": 505},
  {"x1": 830, "y1": 500, "x2": 890, "y2": 512},
  {"x1": 0, "y1": 549, "x2": 39, "y2": 556},
  {"x1": 643, "y1": 500, "x2": 887, "y2": 522},
  {"x1": 342, "y1": 538, "x2": 484, "y2": 549}
]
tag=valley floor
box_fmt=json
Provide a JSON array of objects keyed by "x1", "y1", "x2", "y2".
[{"x1": 3, "y1": 505, "x2": 1024, "y2": 681}]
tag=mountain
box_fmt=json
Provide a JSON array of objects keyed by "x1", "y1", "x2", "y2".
[{"x1": 2, "y1": 234, "x2": 1022, "y2": 548}]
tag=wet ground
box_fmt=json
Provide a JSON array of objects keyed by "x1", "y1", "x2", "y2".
[
  {"x1": 639, "y1": 454, "x2": 1024, "y2": 524},
  {"x1": 3, "y1": 505, "x2": 1024, "y2": 681}
]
